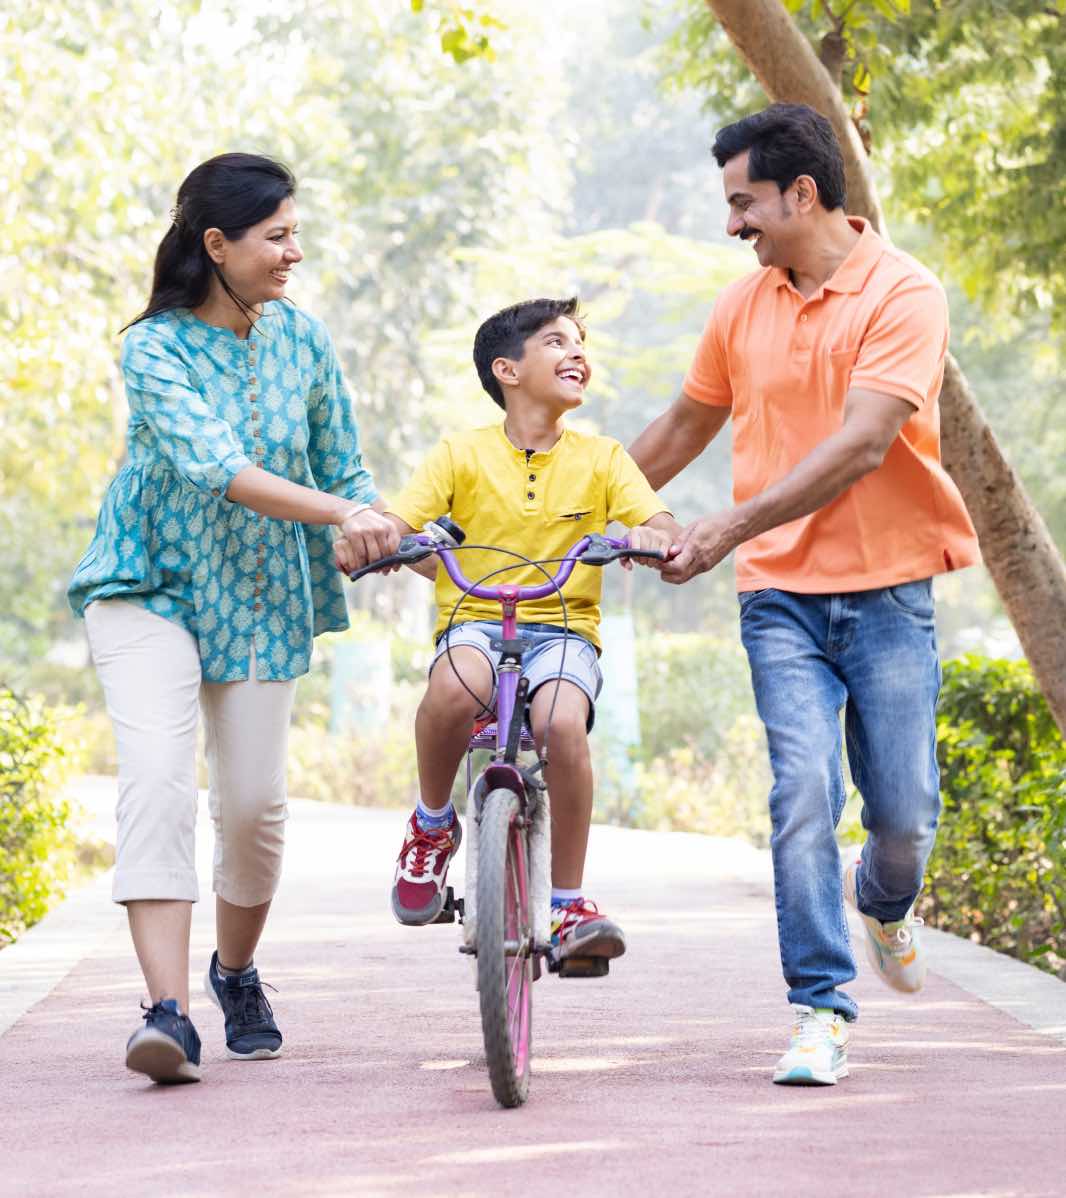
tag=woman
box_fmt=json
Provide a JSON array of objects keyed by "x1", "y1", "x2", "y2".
[{"x1": 69, "y1": 153, "x2": 398, "y2": 1085}]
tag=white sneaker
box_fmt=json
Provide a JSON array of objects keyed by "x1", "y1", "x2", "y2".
[
  {"x1": 773, "y1": 1006, "x2": 849, "y2": 1086},
  {"x1": 843, "y1": 855, "x2": 926, "y2": 993}
]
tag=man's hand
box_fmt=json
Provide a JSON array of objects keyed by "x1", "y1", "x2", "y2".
[
  {"x1": 333, "y1": 508, "x2": 401, "y2": 575},
  {"x1": 660, "y1": 511, "x2": 739, "y2": 585}
]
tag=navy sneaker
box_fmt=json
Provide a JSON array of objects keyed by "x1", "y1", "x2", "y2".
[
  {"x1": 125, "y1": 999, "x2": 202, "y2": 1084},
  {"x1": 204, "y1": 950, "x2": 282, "y2": 1060}
]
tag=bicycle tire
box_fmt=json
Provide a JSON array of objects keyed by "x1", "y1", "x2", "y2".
[{"x1": 476, "y1": 787, "x2": 533, "y2": 1108}]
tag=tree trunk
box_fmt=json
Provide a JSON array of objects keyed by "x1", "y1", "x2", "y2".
[{"x1": 704, "y1": 0, "x2": 1066, "y2": 734}]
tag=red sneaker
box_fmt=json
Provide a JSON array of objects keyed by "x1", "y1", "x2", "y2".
[
  {"x1": 390, "y1": 811, "x2": 462, "y2": 926},
  {"x1": 550, "y1": 898, "x2": 626, "y2": 961}
]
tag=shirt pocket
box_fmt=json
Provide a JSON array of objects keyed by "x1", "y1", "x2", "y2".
[{"x1": 827, "y1": 344, "x2": 862, "y2": 398}]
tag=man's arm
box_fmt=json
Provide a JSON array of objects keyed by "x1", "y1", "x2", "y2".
[
  {"x1": 628, "y1": 392, "x2": 731, "y2": 490},
  {"x1": 661, "y1": 387, "x2": 916, "y2": 584}
]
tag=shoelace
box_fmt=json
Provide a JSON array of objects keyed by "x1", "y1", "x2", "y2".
[
  {"x1": 230, "y1": 979, "x2": 278, "y2": 1029},
  {"x1": 551, "y1": 898, "x2": 602, "y2": 938},
  {"x1": 400, "y1": 822, "x2": 454, "y2": 879},
  {"x1": 791, "y1": 1009, "x2": 839, "y2": 1046},
  {"x1": 140, "y1": 999, "x2": 178, "y2": 1023},
  {"x1": 880, "y1": 913, "x2": 925, "y2": 949}
]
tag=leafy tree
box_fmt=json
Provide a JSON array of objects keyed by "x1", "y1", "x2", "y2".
[
  {"x1": 1, "y1": 0, "x2": 571, "y2": 664},
  {"x1": 664, "y1": 0, "x2": 1066, "y2": 334},
  {"x1": 663, "y1": 0, "x2": 1066, "y2": 733}
]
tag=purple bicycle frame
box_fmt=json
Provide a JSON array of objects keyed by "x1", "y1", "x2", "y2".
[{"x1": 413, "y1": 532, "x2": 632, "y2": 769}]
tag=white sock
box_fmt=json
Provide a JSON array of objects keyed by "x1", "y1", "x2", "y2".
[
  {"x1": 551, "y1": 888, "x2": 582, "y2": 907},
  {"x1": 416, "y1": 799, "x2": 454, "y2": 830}
]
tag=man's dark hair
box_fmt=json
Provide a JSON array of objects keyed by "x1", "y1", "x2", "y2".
[
  {"x1": 473, "y1": 297, "x2": 585, "y2": 410},
  {"x1": 712, "y1": 103, "x2": 846, "y2": 211}
]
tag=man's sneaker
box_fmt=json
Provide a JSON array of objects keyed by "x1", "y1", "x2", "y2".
[
  {"x1": 391, "y1": 810, "x2": 462, "y2": 925},
  {"x1": 550, "y1": 898, "x2": 626, "y2": 961},
  {"x1": 204, "y1": 951, "x2": 282, "y2": 1060},
  {"x1": 773, "y1": 1006, "x2": 849, "y2": 1086},
  {"x1": 125, "y1": 999, "x2": 202, "y2": 1084},
  {"x1": 843, "y1": 855, "x2": 927, "y2": 993}
]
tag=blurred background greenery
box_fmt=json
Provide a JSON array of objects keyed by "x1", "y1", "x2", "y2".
[{"x1": 2, "y1": 1, "x2": 1062, "y2": 972}]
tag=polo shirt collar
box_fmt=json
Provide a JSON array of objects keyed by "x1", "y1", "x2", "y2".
[{"x1": 772, "y1": 217, "x2": 882, "y2": 295}]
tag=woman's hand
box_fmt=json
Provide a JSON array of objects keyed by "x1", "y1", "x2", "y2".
[{"x1": 334, "y1": 507, "x2": 401, "y2": 574}]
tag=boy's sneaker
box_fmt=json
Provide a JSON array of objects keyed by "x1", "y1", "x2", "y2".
[
  {"x1": 125, "y1": 998, "x2": 202, "y2": 1084},
  {"x1": 204, "y1": 950, "x2": 283, "y2": 1060},
  {"x1": 550, "y1": 898, "x2": 626, "y2": 961},
  {"x1": 391, "y1": 810, "x2": 462, "y2": 925},
  {"x1": 843, "y1": 855, "x2": 927, "y2": 993},
  {"x1": 773, "y1": 1006, "x2": 850, "y2": 1086}
]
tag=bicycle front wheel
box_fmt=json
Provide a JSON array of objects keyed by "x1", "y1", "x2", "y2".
[{"x1": 476, "y1": 787, "x2": 533, "y2": 1108}]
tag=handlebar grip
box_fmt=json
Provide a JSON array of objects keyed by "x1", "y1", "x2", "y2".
[
  {"x1": 346, "y1": 535, "x2": 432, "y2": 582},
  {"x1": 623, "y1": 548, "x2": 666, "y2": 561}
]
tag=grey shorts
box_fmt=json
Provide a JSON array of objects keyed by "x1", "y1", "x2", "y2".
[{"x1": 430, "y1": 621, "x2": 603, "y2": 730}]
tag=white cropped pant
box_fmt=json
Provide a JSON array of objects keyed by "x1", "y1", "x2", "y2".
[{"x1": 85, "y1": 599, "x2": 296, "y2": 907}]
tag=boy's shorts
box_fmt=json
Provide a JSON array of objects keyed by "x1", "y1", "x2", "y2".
[{"x1": 430, "y1": 621, "x2": 603, "y2": 730}]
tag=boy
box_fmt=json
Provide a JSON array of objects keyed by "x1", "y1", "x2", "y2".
[{"x1": 341, "y1": 298, "x2": 678, "y2": 964}]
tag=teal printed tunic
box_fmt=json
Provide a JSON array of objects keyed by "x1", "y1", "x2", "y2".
[{"x1": 68, "y1": 302, "x2": 376, "y2": 681}]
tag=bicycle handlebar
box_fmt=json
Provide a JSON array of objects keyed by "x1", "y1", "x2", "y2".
[{"x1": 344, "y1": 525, "x2": 665, "y2": 593}]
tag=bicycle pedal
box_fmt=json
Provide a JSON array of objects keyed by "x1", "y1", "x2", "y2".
[
  {"x1": 432, "y1": 887, "x2": 457, "y2": 924},
  {"x1": 552, "y1": 955, "x2": 610, "y2": 979}
]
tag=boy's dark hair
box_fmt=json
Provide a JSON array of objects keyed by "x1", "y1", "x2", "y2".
[
  {"x1": 711, "y1": 103, "x2": 846, "y2": 212},
  {"x1": 473, "y1": 297, "x2": 585, "y2": 410}
]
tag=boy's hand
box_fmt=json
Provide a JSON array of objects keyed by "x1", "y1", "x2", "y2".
[{"x1": 624, "y1": 524, "x2": 677, "y2": 571}]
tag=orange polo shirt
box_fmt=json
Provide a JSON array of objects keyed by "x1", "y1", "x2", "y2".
[{"x1": 684, "y1": 218, "x2": 979, "y2": 593}]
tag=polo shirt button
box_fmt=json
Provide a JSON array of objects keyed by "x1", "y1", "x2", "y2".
[
  {"x1": 249, "y1": 393, "x2": 257, "y2": 402},
  {"x1": 527, "y1": 491, "x2": 535, "y2": 500},
  {"x1": 528, "y1": 474, "x2": 536, "y2": 482},
  {"x1": 254, "y1": 602, "x2": 262, "y2": 613},
  {"x1": 800, "y1": 314, "x2": 808, "y2": 322}
]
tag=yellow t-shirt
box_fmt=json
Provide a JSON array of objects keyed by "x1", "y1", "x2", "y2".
[{"x1": 388, "y1": 424, "x2": 668, "y2": 649}]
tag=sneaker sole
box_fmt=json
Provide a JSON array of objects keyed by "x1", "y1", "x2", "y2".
[
  {"x1": 554, "y1": 926, "x2": 627, "y2": 961},
  {"x1": 126, "y1": 1028, "x2": 201, "y2": 1084},
  {"x1": 203, "y1": 970, "x2": 283, "y2": 1061},
  {"x1": 773, "y1": 1062, "x2": 848, "y2": 1086},
  {"x1": 390, "y1": 890, "x2": 445, "y2": 926}
]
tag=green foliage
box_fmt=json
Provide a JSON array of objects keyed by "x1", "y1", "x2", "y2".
[
  {"x1": 921, "y1": 656, "x2": 1066, "y2": 977},
  {"x1": 661, "y1": 0, "x2": 1066, "y2": 337},
  {"x1": 1, "y1": 0, "x2": 571, "y2": 663},
  {"x1": 595, "y1": 628, "x2": 773, "y2": 843},
  {"x1": 0, "y1": 689, "x2": 79, "y2": 944}
]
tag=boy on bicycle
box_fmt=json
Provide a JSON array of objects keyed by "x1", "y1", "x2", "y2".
[{"x1": 338, "y1": 297, "x2": 678, "y2": 966}]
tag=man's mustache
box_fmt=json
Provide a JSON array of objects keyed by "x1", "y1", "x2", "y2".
[{"x1": 739, "y1": 226, "x2": 761, "y2": 241}]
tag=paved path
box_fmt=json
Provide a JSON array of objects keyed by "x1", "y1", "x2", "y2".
[{"x1": 1, "y1": 779, "x2": 1064, "y2": 1198}]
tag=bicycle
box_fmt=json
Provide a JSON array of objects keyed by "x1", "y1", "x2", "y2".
[{"x1": 348, "y1": 517, "x2": 662, "y2": 1107}]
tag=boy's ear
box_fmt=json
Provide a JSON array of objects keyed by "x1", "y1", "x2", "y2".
[{"x1": 491, "y1": 356, "x2": 520, "y2": 390}]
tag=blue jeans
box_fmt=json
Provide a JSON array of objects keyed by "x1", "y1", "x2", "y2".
[{"x1": 739, "y1": 581, "x2": 942, "y2": 1021}]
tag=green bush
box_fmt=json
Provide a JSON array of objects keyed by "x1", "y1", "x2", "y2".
[
  {"x1": 623, "y1": 630, "x2": 772, "y2": 841},
  {"x1": 921, "y1": 656, "x2": 1066, "y2": 978},
  {"x1": 0, "y1": 688, "x2": 80, "y2": 944}
]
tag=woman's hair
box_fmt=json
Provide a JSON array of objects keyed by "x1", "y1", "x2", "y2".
[{"x1": 122, "y1": 152, "x2": 296, "y2": 331}]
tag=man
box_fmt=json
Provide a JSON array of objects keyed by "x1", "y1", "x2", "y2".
[{"x1": 630, "y1": 103, "x2": 979, "y2": 1086}]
